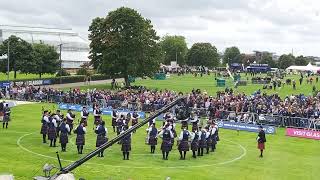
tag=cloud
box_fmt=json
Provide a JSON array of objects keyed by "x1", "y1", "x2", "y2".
[{"x1": 0, "y1": 0, "x2": 319, "y2": 56}]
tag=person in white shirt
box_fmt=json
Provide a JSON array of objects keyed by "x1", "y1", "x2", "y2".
[
  {"x1": 80, "y1": 106, "x2": 89, "y2": 127},
  {"x1": 178, "y1": 127, "x2": 191, "y2": 160},
  {"x1": 40, "y1": 110, "x2": 50, "y2": 143},
  {"x1": 158, "y1": 124, "x2": 174, "y2": 160},
  {"x1": 66, "y1": 109, "x2": 75, "y2": 135},
  {"x1": 95, "y1": 121, "x2": 108, "y2": 157},
  {"x1": 74, "y1": 122, "x2": 87, "y2": 154},
  {"x1": 47, "y1": 115, "x2": 58, "y2": 147},
  {"x1": 190, "y1": 129, "x2": 200, "y2": 158},
  {"x1": 59, "y1": 118, "x2": 70, "y2": 152}
]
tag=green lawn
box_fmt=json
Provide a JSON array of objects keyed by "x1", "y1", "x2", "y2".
[
  {"x1": 0, "y1": 72, "x2": 55, "y2": 81},
  {"x1": 130, "y1": 74, "x2": 319, "y2": 98},
  {"x1": 1, "y1": 103, "x2": 320, "y2": 180}
]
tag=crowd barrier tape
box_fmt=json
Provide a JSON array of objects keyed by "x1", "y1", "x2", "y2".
[
  {"x1": 217, "y1": 121, "x2": 276, "y2": 134},
  {"x1": 286, "y1": 127, "x2": 320, "y2": 140},
  {"x1": 58, "y1": 103, "x2": 145, "y2": 118}
]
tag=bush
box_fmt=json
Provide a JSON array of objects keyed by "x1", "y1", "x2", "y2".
[{"x1": 76, "y1": 68, "x2": 88, "y2": 75}]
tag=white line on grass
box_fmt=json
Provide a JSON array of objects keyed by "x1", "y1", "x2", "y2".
[{"x1": 17, "y1": 132, "x2": 247, "y2": 169}]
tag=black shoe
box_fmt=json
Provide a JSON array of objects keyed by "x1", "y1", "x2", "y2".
[
  {"x1": 123, "y1": 158, "x2": 126, "y2": 160},
  {"x1": 179, "y1": 157, "x2": 183, "y2": 160},
  {"x1": 192, "y1": 155, "x2": 196, "y2": 158}
]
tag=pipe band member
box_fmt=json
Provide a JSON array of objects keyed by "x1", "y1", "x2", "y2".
[
  {"x1": 48, "y1": 114, "x2": 58, "y2": 147},
  {"x1": 121, "y1": 126, "x2": 132, "y2": 160},
  {"x1": 93, "y1": 106, "x2": 102, "y2": 126},
  {"x1": 147, "y1": 123, "x2": 158, "y2": 154},
  {"x1": 59, "y1": 118, "x2": 70, "y2": 152},
  {"x1": 74, "y1": 122, "x2": 86, "y2": 154},
  {"x1": 205, "y1": 126, "x2": 212, "y2": 154},
  {"x1": 131, "y1": 112, "x2": 140, "y2": 133},
  {"x1": 2, "y1": 104, "x2": 10, "y2": 129},
  {"x1": 95, "y1": 121, "x2": 108, "y2": 157},
  {"x1": 111, "y1": 110, "x2": 118, "y2": 133},
  {"x1": 66, "y1": 109, "x2": 75, "y2": 135},
  {"x1": 178, "y1": 127, "x2": 191, "y2": 160},
  {"x1": 158, "y1": 124, "x2": 174, "y2": 160},
  {"x1": 257, "y1": 125, "x2": 266, "y2": 158},
  {"x1": 198, "y1": 129, "x2": 208, "y2": 156},
  {"x1": 53, "y1": 110, "x2": 63, "y2": 137},
  {"x1": 190, "y1": 129, "x2": 200, "y2": 158},
  {"x1": 81, "y1": 106, "x2": 89, "y2": 127},
  {"x1": 40, "y1": 110, "x2": 50, "y2": 143}
]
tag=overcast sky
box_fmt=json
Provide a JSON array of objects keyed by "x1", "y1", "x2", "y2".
[{"x1": 0, "y1": 0, "x2": 319, "y2": 56}]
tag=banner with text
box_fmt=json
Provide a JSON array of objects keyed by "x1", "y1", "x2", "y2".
[
  {"x1": 217, "y1": 121, "x2": 276, "y2": 134},
  {"x1": 58, "y1": 103, "x2": 145, "y2": 118},
  {"x1": 286, "y1": 128, "x2": 320, "y2": 140}
]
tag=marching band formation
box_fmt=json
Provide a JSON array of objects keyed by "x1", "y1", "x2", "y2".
[{"x1": 40, "y1": 105, "x2": 220, "y2": 160}]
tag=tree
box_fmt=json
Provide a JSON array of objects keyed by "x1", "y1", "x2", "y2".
[
  {"x1": 223, "y1": 46, "x2": 241, "y2": 65},
  {"x1": 88, "y1": 7, "x2": 161, "y2": 86},
  {"x1": 186, "y1": 43, "x2": 219, "y2": 68},
  {"x1": 239, "y1": 53, "x2": 255, "y2": 66},
  {"x1": 0, "y1": 35, "x2": 33, "y2": 79},
  {"x1": 278, "y1": 54, "x2": 295, "y2": 69},
  {"x1": 159, "y1": 35, "x2": 188, "y2": 65},
  {"x1": 30, "y1": 43, "x2": 60, "y2": 78},
  {"x1": 260, "y1": 53, "x2": 277, "y2": 68},
  {"x1": 295, "y1": 55, "x2": 309, "y2": 66}
]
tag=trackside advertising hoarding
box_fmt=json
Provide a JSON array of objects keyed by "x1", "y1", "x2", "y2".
[
  {"x1": 286, "y1": 128, "x2": 320, "y2": 140},
  {"x1": 217, "y1": 121, "x2": 276, "y2": 134}
]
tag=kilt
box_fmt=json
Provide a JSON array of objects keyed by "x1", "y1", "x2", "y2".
[
  {"x1": 40, "y1": 124, "x2": 48, "y2": 135},
  {"x1": 191, "y1": 140, "x2": 199, "y2": 151},
  {"x1": 121, "y1": 140, "x2": 131, "y2": 152},
  {"x1": 206, "y1": 138, "x2": 212, "y2": 146},
  {"x1": 199, "y1": 139, "x2": 207, "y2": 148},
  {"x1": 96, "y1": 135, "x2": 107, "y2": 147},
  {"x1": 3, "y1": 115, "x2": 10, "y2": 122},
  {"x1": 258, "y1": 142, "x2": 265, "y2": 150},
  {"x1": 148, "y1": 136, "x2": 157, "y2": 146},
  {"x1": 161, "y1": 139, "x2": 172, "y2": 152},
  {"x1": 132, "y1": 120, "x2": 138, "y2": 126},
  {"x1": 178, "y1": 140, "x2": 190, "y2": 151},
  {"x1": 48, "y1": 128, "x2": 57, "y2": 140},
  {"x1": 59, "y1": 132, "x2": 69, "y2": 144},
  {"x1": 112, "y1": 118, "x2": 117, "y2": 126},
  {"x1": 76, "y1": 134, "x2": 85, "y2": 145}
]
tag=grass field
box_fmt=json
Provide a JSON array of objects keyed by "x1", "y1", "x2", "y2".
[
  {"x1": 1, "y1": 74, "x2": 320, "y2": 179},
  {"x1": 1, "y1": 103, "x2": 320, "y2": 180},
  {"x1": 0, "y1": 72, "x2": 54, "y2": 81},
  {"x1": 131, "y1": 74, "x2": 319, "y2": 98}
]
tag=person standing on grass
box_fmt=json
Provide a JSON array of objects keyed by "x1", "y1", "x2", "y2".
[
  {"x1": 66, "y1": 109, "x2": 75, "y2": 135},
  {"x1": 59, "y1": 118, "x2": 70, "y2": 152},
  {"x1": 190, "y1": 128, "x2": 199, "y2": 158},
  {"x1": 95, "y1": 121, "x2": 108, "y2": 157},
  {"x1": 158, "y1": 123, "x2": 174, "y2": 160},
  {"x1": 47, "y1": 114, "x2": 58, "y2": 147},
  {"x1": 74, "y1": 122, "x2": 86, "y2": 154},
  {"x1": 257, "y1": 126, "x2": 266, "y2": 158},
  {"x1": 178, "y1": 126, "x2": 191, "y2": 160},
  {"x1": 120, "y1": 125, "x2": 132, "y2": 160},
  {"x1": 111, "y1": 110, "x2": 118, "y2": 133},
  {"x1": 292, "y1": 80, "x2": 296, "y2": 90},
  {"x1": 80, "y1": 106, "x2": 89, "y2": 127},
  {"x1": 147, "y1": 123, "x2": 158, "y2": 154},
  {"x1": 2, "y1": 104, "x2": 10, "y2": 129},
  {"x1": 40, "y1": 110, "x2": 49, "y2": 143}
]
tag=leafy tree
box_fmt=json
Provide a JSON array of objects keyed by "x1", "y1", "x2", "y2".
[
  {"x1": 186, "y1": 43, "x2": 219, "y2": 68},
  {"x1": 88, "y1": 7, "x2": 161, "y2": 86},
  {"x1": 0, "y1": 35, "x2": 33, "y2": 79},
  {"x1": 278, "y1": 54, "x2": 295, "y2": 69},
  {"x1": 29, "y1": 43, "x2": 60, "y2": 78},
  {"x1": 260, "y1": 53, "x2": 277, "y2": 68},
  {"x1": 223, "y1": 46, "x2": 241, "y2": 64},
  {"x1": 76, "y1": 62, "x2": 92, "y2": 76},
  {"x1": 295, "y1": 55, "x2": 309, "y2": 66},
  {"x1": 159, "y1": 35, "x2": 188, "y2": 65},
  {"x1": 239, "y1": 53, "x2": 255, "y2": 66}
]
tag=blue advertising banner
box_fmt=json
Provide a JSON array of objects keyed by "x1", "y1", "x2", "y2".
[
  {"x1": 217, "y1": 121, "x2": 276, "y2": 134},
  {"x1": 0, "y1": 82, "x2": 10, "y2": 88},
  {"x1": 58, "y1": 103, "x2": 146, "y2": 118}
]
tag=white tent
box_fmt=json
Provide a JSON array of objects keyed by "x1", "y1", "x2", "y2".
[{"x1": 286, "y1": 63, "x2": 320, "y2": 73}]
